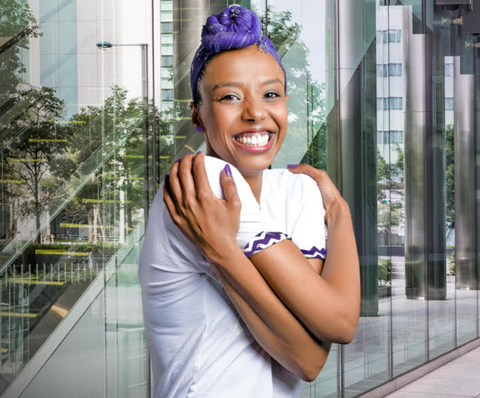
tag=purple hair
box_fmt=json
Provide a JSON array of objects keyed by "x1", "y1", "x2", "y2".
[{"x1": 190, "y1": 5, "x2": 287, "y2": 103}]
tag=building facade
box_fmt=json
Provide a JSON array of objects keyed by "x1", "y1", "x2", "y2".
[{"x1": 0, "y1": 0, "x2": 479, "y2": 397}]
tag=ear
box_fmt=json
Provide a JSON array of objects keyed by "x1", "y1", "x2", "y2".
[{"x1": 190, "y1": 102, "x2": 205, "y2": 132}]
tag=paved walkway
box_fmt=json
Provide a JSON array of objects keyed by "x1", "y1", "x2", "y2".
[{"x1": 384, "y1": 346, "x2": 480, "y2": 398}]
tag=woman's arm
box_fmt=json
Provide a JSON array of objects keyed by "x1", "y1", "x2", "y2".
[
  {"x1": 174, "y1": 155, "x2": 360, "y2": 344},
  {"x1": 208, "y1": 255, "x2": 331, "y2": 382},
  {"x1": 164, "y1": 153, "x2": 331, "y2": 380}
]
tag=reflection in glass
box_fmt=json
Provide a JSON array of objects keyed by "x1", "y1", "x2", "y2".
[{"x1": 0, "y1": 0, "x2": 479, "y2": 397}]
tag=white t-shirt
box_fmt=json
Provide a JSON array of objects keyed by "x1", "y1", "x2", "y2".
[{"x1": 139, "y1": 156, "x2": 326, "y2": 398}]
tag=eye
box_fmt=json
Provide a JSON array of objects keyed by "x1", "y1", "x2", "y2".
[
  {"x1": 264, "y1": 91, "x2": 280, "y2": 99},
  {"x1": 220, "y1": 93, "x2": 240, "y2": 101}
]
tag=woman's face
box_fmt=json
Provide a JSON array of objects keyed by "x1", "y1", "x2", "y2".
[{"x1": 193, "y1": 45, "x2": 288, "y2": 178}]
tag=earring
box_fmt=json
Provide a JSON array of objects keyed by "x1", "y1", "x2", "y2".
[{"x1": 196, "y1": 126, "x2": 204, "y2": 132}]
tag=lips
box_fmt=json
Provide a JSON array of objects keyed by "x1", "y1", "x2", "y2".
[
  {"x1": 234, "y1": 131, "x2": 270, "y2": 147},
  {"x1": 232, "y1": 130, "x2": 274, "y2": 153}
]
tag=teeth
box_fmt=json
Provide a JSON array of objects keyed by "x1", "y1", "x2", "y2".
[{"x1": 235, "y1": 133, "x2": 270, "y2": 147}]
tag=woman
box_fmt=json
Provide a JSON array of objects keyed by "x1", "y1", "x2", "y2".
[{"x1": 139, "y1": 5, "x2": 360, "y2": 398}]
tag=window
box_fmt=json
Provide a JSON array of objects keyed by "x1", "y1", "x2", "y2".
[
  {"x1": 377, "y1": 30, "x2": 388, "y2": 44},
  {"x1": 161, "y1": 55, "x2": 173, "y2": 67},
  {"x1": 377, "y1": 131, "x2": 384, "y2": 144},
  {"x1": 161, "y1": 34, "x2": 173, "y2": 44},
  {"x1": 377, "y1": 64, "x2": 388, "y2": 77},
  {"x1": 389, "y1": 63, "x2": 402, "y2": 77},
  {"x1": 162, "y1": 89, "x2": 174, "y2": 101},
  {"x1": 161, "y1": 10, "x2": 173, "y2": 19},
  {"x1": 389, "y1": 30, "x2": 401, "y2": 43},
  {"x1": 377, "y1": 30, "x2": 401, "y2": 44},
  {"x1": 445, "y1": 63, "x2": 454, "y2": 77},
  {"x1": 390, "y1": 97, "x2": 403, "y2": 110},
  {"x1": 377, "y1": 131, "x2": 404, "y2": 144},
  {"x1": 377, "y1": 97, "x2": 403, "y2": 110},
  {"x1": 391, "y1": 131, "x2": 404, "y2": 143},
  {"x1": 377, "y1": 98, "x2": 388, "y2": 110},
  {"x1": 161, "y1": 22, "x2": 173, "y2": 33},
  {"x1": 377, "y1": 64, "x2": 402, "y2": 77},
  {"x1": 445, "y1": 98, "x2": 454, "y2": 111}
]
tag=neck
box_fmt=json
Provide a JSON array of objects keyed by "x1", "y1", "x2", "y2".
[{"x1": 241, "y1": 171, "x2": 263, "y2": 204}]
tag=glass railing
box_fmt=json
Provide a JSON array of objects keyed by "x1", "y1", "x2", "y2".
[
  {"x1": 2, "y1": 221, "x2": 146, "y2": 397},
  {"x1": 0, "y1": 76, "x2": 150, "y2": 394}
]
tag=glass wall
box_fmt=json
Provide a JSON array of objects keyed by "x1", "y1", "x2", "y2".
[{"x1": 0, "y1": 0, "x2": 479, "y2": 397}]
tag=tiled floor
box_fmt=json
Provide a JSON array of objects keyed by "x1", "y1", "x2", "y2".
[{"x1": 384, "y1": 346, "x2": 480, "y2": 398}]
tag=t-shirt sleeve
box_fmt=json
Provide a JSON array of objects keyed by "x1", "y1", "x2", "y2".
[
  {"x1": 289, "y1": 175, "x2": 326, "y2": 260},
  {"x1": 147, "y1": 156, "x2": 268, "y2": 278}
]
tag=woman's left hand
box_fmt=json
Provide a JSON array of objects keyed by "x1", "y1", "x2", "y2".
[{"x1": 163, "y1": 152, "x2": 242, "y2": 263}]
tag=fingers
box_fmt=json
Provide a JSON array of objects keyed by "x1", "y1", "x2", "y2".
[
  {"x1": 287, "y1": 164, "x2": 328, "y2": 181},
  {"x1": 287, "y1": 164, "x2": 344, "y2": 213},
  {"x1": 163, "y1": 177, "x2": 182, "y2": 227},
  {"x1": 192, "y1": 152, "x2": 215, "y2": 202},
  {"x1": 221, "y1": 164, "x2": 242, "y2": 212},
  {"x1": 178, "y1": 153, "x2": 197, "y2": 207}
]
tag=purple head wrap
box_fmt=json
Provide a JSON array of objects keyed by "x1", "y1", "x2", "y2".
[{"x1": 190, "y1": 5, "x2": 287, "y2": 103}]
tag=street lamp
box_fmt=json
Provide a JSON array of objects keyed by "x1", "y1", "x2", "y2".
[
  {"x1": 95, "y1": 40, "x2": 151, "y2": 222},
  {"x1": 96, "y1": 40, "x2": 152, "y2": 398}
]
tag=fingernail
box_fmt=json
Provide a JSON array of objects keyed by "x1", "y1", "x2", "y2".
[
  {"x1": 196, "y1": 126, "x2": 203, "y2": 132},
  {"x1": 224, "y1": 164, "x2": 232, "y2": 177},
  {"x1": 174, "y1": 158, "x2": 181, "y2": 163},
  {"x1": 196, "y1": 150, "x2": 203, "y2": 155},
  {"x1": 287, "y1": 164, "x2": 298, "y2": 169},
  {"x1": 187, "y1": 152, "x2": 193, "y2": 155}
]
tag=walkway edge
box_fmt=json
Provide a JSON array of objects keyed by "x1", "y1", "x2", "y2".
[{"x1": 359, "y1": 338, "x2": 480, "y2": 398}]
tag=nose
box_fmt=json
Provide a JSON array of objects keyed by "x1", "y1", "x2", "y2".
[{"x1": 241, "y1": 97, "x2": 267, "y2": 122}]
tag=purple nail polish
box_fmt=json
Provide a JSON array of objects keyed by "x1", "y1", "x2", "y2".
[
  {"x1": 187, "y1": 152, "x2": 193, "y2": 155},
  {"x1": 224, "y1": 164, "x2": 232, "y2": 177},
  {"x1": 196, "y1": 150, "x2": 203, "y2": 155},
  {"x1": 174, "y1": 158, "x2": 181, "y2": 163},
  {"x1": 287, "y1": 164, "x2": 298, "y2": 169},
  {"x1": 196, "y1": 126, "x2": 203, "y2": 132}
]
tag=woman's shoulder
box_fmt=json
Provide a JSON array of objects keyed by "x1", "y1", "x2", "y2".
[
  {"x1": 264, "y1": 168, "x2": 319, "y2": 192},
  {"x1": 204, "y1": 156, "x2": 250, "y2": 199}
]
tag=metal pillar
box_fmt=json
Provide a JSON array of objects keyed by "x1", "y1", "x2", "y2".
[
  {"x1": 403, "y1": 7, "x2": 446, "y2": 300},
  {"x1": 454, "y1": 56, "x2": 477, "y2": 289},
  {"x1": 326, "y1": 0, "x2": 378, "y2": 316}
]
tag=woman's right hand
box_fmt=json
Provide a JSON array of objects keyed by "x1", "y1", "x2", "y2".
[
  {"x1": 163, "y1": 153, "x2": 242, "y2": 264},
  {"x1": 287, "y1": 165, "x2": 350, "y2": 224}
]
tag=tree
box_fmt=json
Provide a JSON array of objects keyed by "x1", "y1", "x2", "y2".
[
  {"x1": 445, "y1": 124, "x2": 454, "y2": 227},
  {"x1": 52, "y1": 86, "x2": 175, "y2": 243},
  {"x1": 260, "y1": 8, "x2": 327, "y2": 169},
  {"x1": 377, "y1": 144, "x2": 405, "y2": 245},
  {"x1": 0, "y1": 0, "x2": 39, "y2": 103},
  {"x1": 4, "y1": 86, "x2": 70, "y2": 241}
]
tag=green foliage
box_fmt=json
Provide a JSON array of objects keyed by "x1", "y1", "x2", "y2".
[
  {"x1": 377, "y1": 144, "x2": 404, "y2": 183},
  {"x1": 447, "y1": 250, "x2": 455, "y2": 276},
  {"x1": 378, "y1": 258, "x2": 391, "y2": 282},
  {"x1": 3, "y1": 86, "x2": 71, "y2": 236},
  {"x1": 377, "y1": 149, "x2": 390, "y2": 181},
  {"x1": 260, "y1": 7, "x2": 326, "y2": 169},
  {"x1": 0, "y1": 0, "x2": 40, "y2": 99},
  {"x1": 445, "y1": 124, "x2": 455, "y2": 227}
]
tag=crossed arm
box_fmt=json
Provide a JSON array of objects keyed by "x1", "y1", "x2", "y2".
[{"x1": 163, "y1": 153, "x2": 360, "y2": 382}]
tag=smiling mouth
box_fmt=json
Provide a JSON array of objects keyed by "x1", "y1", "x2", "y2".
[{"x1": 234, "y1": 132, "x2": 271, "y2": 147}]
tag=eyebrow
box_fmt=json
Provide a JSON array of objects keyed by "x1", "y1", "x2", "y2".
[{"x1": 211, "y1": 78, "x2": 283, "y2": 92}]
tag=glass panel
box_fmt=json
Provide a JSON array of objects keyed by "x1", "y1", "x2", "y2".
[
  {"x1": 0, "y1": 0, "x2": 152, "y2": 395},
  {"x1": 342, "y1": 1, "x2": 391, "y2": 396},
  {"x1": 1, "y1": 0, "x2": 479, "y2": 397},
  {"x1": 18, "y1": 292, "x2": 106, "y2": 398}
]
